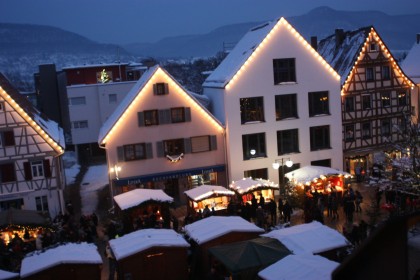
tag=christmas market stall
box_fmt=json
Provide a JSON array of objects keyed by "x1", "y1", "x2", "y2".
[
  {"x1": 19, "y1": 242, "x2": 102, "y2": 280},
  {"x1": 229, "y1": 177, "x2": 278, "y2": 206},
  {"x1": 184, "y1": 216, "x2": 265, "y2": 279},
  {"x1": 113, "y1": 189, "x2": 174, "y2": 231},
  {"x1": 109, "y1": 228, "x2": 190, "y2": 280},
  {"x1": 184, "y1": 185, "x2": 235, "y2": 215}
]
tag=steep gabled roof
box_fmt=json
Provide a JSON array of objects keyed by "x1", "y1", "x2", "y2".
[
  {"x1": 402, "y1": 41, "x2": 420, "y2": 83},
  {"x1": 98, "y1": 65, "x2": 223, "y2": 145},
  {"x1": 317, "y1": 27, "x2": 370, "y2": 85},
  {"x1": 0, "y1": 73, "x2": 65, "y2": 154},
  {"x1": 203, "y1": 17, "x2": 339, "y2": 89}
]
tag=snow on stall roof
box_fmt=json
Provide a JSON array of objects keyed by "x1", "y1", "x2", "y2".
[
  {"x1": 109, "y1": 228, "x2": 189, "y2": 260},
  {"x1": 114, "y1": 189, "x2": 173, "y2": 211},
  {"x1": 285, "y1": 165, "x2": 351, "y2": 185},
  {"x1": 262, "y1": 221, "x2": 350, "y2": 254},
  {"x1": 184, "y1": 216, "x2": 264, "y2": 245},
  {"x1": 317, "y1": 27, "x2": 369, "y2": 85},
  {"x1": 20, "y1": 243, "x2": 102, "y2": 278},
  {"x1": 203, "y1": 19, "x2": 279, "y2": 88},
  {"x1": 184, "y1": 185, "x2": 234, "y2": 202},
  {"x1": 402, "y1": 42, "x2": 420, "y2": 82},
  {"x1": 258, "y1": 254, "x2": 339, "y2": 280},
  {"x1": 0, "y1": 269, "x2": 19, "y2": 280},
  {"x1": 229, "y1": 177, "x2": 278, "y2": 194}
]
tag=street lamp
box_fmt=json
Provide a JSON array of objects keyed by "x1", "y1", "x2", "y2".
[{"x1": 272, "y1": 158, "x2": 293, "y2": 196}]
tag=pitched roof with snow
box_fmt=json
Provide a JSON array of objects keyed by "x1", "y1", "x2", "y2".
[
  {"x1": 262, "y1": 221, "x2": 350, "y2": 254},
  {"x1": 98, "y1": 65, "x2": 222, "y2": 145},
  {"x1": 184, "y1": 216, "x2": 265, "y2": 245},
  {"x1": 114, "y1": 188, "x2": 173, "y2": 210},
  {"x1": 0, "y1": 73, "x2": 65, "y2": 153},
  {"x1": 229, "y1": 177, "x2": 279, "y2": 194},
  {"x1": 203, "y1": 17, "x2": 339, "y2": 89},
  {"x1": 317, "y1": 27, "x2": 370, "y2": 85},
  {"x1": 109, "y1": 228, "x2": 190, "y2": 260},
  {"x1": 402, "y1": 41, "x2": 420, "y2": 83},
  {"x1": 20, "y1": 243, "x2": 102, "y2": 278},
  {"x1": 184, "y1": 185, "x2": 235, "y2": 202}
]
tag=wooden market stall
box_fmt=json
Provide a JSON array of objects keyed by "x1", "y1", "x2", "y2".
[
  {"x1": 19, "y1": 242, "x2": 102, "y2": 280},
  {"x1": 184, "y1": 185, "x2": 235, "y2": 215},
  {"x1": 113, "y1": 189, "x2": 174, "y2": 232},
  {"x1": 229, "y1": 177, "x2": 279, "y2": 206},
  {"x1": 109, "y1": 228, "x2": 190, "y2": 280},
  {"x1": 184, "y1": 216, "x2": 265, "y2": 279}
]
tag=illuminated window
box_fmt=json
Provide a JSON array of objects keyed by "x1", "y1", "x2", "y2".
[
  {"x1": 345, "y1": 96, "x2": 355, "y2": 112},
  {"x1": 240, "y1": 97, "x2": 264, "y2": 124},
  {"x1": 97, "y1": 69, "x2": 112, "y2": 83},
  {"x1": 275, "y1": 94, "x2": 298, "y2": 120},
  {"x1": 398, "y1": 92, "x2": 407, "y2": 106},
  {"x1": 277, "y1": 129, "x2": 299, "y2": 155},
  {"x1": 366, "y1": 68, "x2": 374, "y2": 81},
  {"x1": 273, "y1": 58, "x2": 296, "y2": 84},
  {"x1": 144, "y1": 110, "x2": 159, "y2": 126},
  {"x1": 381, "y1": 92, "x2": 390, "y2": 107},
  {"x1": 69, "y1": 97, "x2": 86, "y2": 106},
  {"x1": 362, "y1": 122, "x2": 371, "y2": 138},
  {"x1": 345, "y1": 125, "x2": 354, "y2": 142},
  {"x1": 310, "y1": 125, "x2": 330, "y2": 151},
  {"x1": 72, "y1": 121, "x2": 88, "y2": 129},
  {"x1": 153, "y1": 83, "x2": 169, "y2": 95},
  {"x1": 109, "y1": 94, "x2": 117, "y2": 104},
  {"x1": 382, "y1": 66, "x2": 390, "y2": 80},
  {"x1": 242, "y1": 133, "x2": 266, "y2": 160},
  {"x1": 308, "y1": 91, "x2": 329, "y2": 117},
  {"x1": 362, "y1": 95, "x2": 372, "y2": 110}
]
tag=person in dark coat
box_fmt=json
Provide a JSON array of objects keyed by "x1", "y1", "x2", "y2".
[
  {"x1": 268, "y1": 199, "x2": 277, "y2": 226},
  {"x1": 282, "y1": 200, "x2": 293, "y2": 223}
]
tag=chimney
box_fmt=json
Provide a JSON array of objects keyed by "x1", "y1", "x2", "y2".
[
  {"x1": 335, "y1": 29, "x2": 345, "y2": 48},
  {"x1": 311, "y1": 36, "x2": 318, "y2": 51},
  {"x1": 417, "y1": 33, "x2": 420, "y2": 44}
]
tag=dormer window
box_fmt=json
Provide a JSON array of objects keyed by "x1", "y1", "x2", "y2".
[{"x1": 153, "y1": 83, "x2": 169, "y2": 95}]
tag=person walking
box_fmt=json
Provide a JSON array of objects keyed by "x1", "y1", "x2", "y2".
[
  {"x1": 268, "y1": 199, "x2": 277, "y2": 226},
  {"x1": 282, "y1": 200, "x2": 293, "y2": 223}
]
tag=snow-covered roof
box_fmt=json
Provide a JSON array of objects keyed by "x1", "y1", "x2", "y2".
[
  {"x1": 114, "y1": 189, "x2": 173, "y2": 210},
  {"x1": 262, "y1": 221, "x2": 350, "y2": 254},
  {"x1": 109, "y1": 228, "x2": 190, "y2": 260},
  {"x1": 402, "y1": 41, "x2": 420, "y2": 83},
  {"x1": 285, "y1": 165, "x2": 351, "y2": 186},
  {"x1": 184, "y1": 185, "x2": 234, "y2": 202},
  {"x1": 317, "y1": 27, "x2": 369, "y2": 85},
  {"x1": 184, "y1": 216, "x2": 264, "y2": 245},
  {"x1": 203, "y1": 19, "x2": 279, "y2": 88},
  {"x1": 258, "y1": 254, "x2": 339, "y2": 280},
  {"x1": 229, "y1": 177, "x2": 278, "y2": 194},
  {"x1": 0, "y1": 269, "x2": 19, "y2": 280},
  {"x1": 20, "y1": 243, "x2": 102, "y2": 278},
  {"x1": 98, "y1": 65, "x2": 222, "y2": 144},
  {"x1": 62, "y1": 62, "x2": 129, "y2": 70},
  {"x1": 0, "y1": 73, "x2": 65, "y2": 153}
]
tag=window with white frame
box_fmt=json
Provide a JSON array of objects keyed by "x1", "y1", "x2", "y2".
[
  {"x1": 31, "y1": 160, "x2": 44, "y2": 179},
  {"x1": 35, "y1": 196, "x2": 49, "y2": 212}
]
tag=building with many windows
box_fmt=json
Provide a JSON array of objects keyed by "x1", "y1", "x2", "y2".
[
  {"x1": 98, "y1": 65, "x2": 226, "y2": 204},
  {"x1": 0, "y1": 73, "x2": 66, "y2": 218},
  {"x1": 202, "y1": 17, "x2": 343, "y2": 187},
  {"x1": 317, "y1": 27, "x2": 416, "y2": 175}
]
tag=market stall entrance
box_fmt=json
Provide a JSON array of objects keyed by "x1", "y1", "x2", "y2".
[
  {"x1": 229, "y1": 178, "x2": 278, "y2": 206},
  {"x1": 113, "y1": 189, "x2": 174, "y2": 231},
  {"x1": 184, "y1": 185, "x2": 235, "y2": 215}
]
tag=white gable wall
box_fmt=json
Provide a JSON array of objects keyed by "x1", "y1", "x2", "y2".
[{"x1": 205, "y1": 22, "x2": 343, "y2": 184}]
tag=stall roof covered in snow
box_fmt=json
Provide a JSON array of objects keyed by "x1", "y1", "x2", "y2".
[
  {"x1": 258, "y1": 254, "x2": 339, "y2": 280},
  {"x1": 98, "y1": 65, "x2": 220, "y2": 144},
  {"x1": 262, "y1": 221, "x2": 350, "y2": 254},
  {"x1": 184, "y1": 216, "x2": 264, "y2": 245},
  {"x1": 184, "y1": 185, "x2": 234, "y2": 202},
  {"x1": 109, "y1": 228, "x2": 190, "y2": 260},
  {"x1": 0, "y1": 73, "x2": 65, "y2": 152},
  {"x1": 0, "y1": 269, "x2": 19, "y2": 280},
  {"x1": 317, "y1": 27, "x2": 370, "y2": 85},
  {"x1": 20, "y1": 243, "x2": 102, "y2": 278},
  {"x1": 229, "y1": 177, "x2": 278, "y2": 194},
  {"x1": 402, "y1": 41, "x2": 420, "y2": 83},
  {"x1": 285, "y1": 165, "x2": 351, "y2": 186},
  {"x1": 114, "y1": 189, "x2": 173, "y2": 210}
]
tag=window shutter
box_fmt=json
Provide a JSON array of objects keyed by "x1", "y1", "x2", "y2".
[
  {"x1": 159, "y1": 109, "x2": 171, "y2": 124},
  {"x1": 153, "y1": 84, "x2": 157, "y2": 95},
  {"x1": 117, "y1": 146, "x2": 125, "y2": 162},
  {"x1": 210, "y1": 135, "x2": 217, "y2": 150},
  {"x1": 43, "y1": 159, "x2": 52, "y2": 178},
  {"x1": 145, "y1": 143, "x2": 153, "y2": 159},
  {"x1": 184, "y1": 107, "x2": 191, "y2": 122},
  {"x1": 164, "y1": 83, "x2": 169, "y2": 94},
  {"x1": 23, "y1": 162, "x2": 32, "y2": 181},
  {"x1": 156, "y1": 141, "x2": 164, "y2": 157},
  {"x1": 138, "y1": 112, "x2": 145, "y2": 127},
  {"x1": 184, "y1": 138, "x2": 191, "y2": 154}
]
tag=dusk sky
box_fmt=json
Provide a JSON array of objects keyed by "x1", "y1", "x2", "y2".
[{"x1": 2, "y1": 0, "x2": 420, "y2": 44}]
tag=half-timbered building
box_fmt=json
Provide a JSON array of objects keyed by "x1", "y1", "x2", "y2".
[
  {"x1": 317, "y1": 27, "x2": 416, "y2": 175},
  {"x1": 0, "y1": 73, "x2": 66, "y2": 218}
]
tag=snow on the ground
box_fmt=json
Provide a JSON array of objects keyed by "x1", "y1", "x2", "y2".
[
  {"x1": 80, "y1": 165, "x2": 109, "y2": 215},
  {"x1": 63, "y1": 151, "x2": 80, "y2": 185}
]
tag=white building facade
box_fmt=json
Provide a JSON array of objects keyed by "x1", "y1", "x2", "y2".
[{"x1": 203, "y1": 18, "x2": 344, "y2": 186}]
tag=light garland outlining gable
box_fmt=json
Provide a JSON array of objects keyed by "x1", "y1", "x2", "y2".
[
  {"x1": 166, "y1": 153, "x2": 184, "y2": 163},
  {"x1": 0, "y1": 86, "x2": 64, "y2": 155},
  {"x1": 341, "y1": 27, "x2": 415, "y2": 96},
  {"x1": 225, "y1": 17, "x2": 340, "y2": 91}
]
